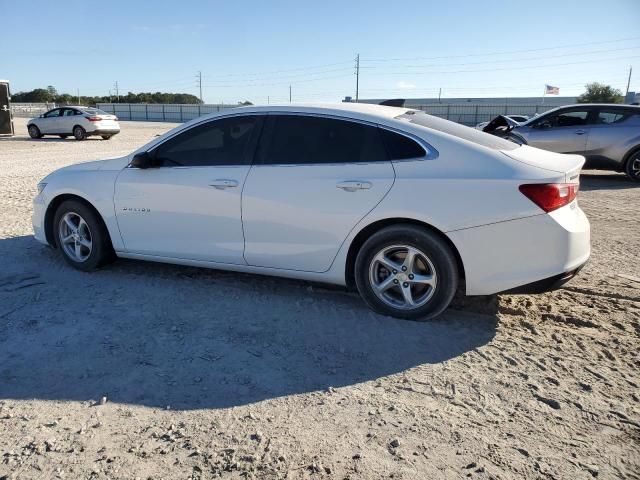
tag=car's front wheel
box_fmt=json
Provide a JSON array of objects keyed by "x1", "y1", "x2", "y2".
[
  {"x1": 625, "y1": 150, "x2": 640, "y2": 182},
  {"x1": 73, "y1": 126, "x2": 87, "y2": 141},
  {"x1": 53, "y1": 200, "x2": 112, "y2": 271},
  {"x1": 355, "y1": 225, "x2": 458, "y2": 321},
  {"x1": 28, "y1": 124, "x2": 42, "y2": 139}
]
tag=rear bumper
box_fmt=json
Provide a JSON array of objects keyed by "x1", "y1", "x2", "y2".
[
  {"x1": 448, "y1": 202, "x2": 590, "y2": 295},
  {"x1": 87, "y1": 128, "x2": 120, "y2": 136},
  {"x1": 502, "y1": 262, "x2": 586, "y2": 294}
]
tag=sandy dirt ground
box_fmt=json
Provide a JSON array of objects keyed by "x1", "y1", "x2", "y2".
[{"x1": 0, "y1": 118, "x2": 638, "y2": 480}]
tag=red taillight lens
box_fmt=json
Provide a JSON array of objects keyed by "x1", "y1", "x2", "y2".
[
  {"x1": 519, "y1": 183, "x2": 578, "y2": 212},
  {"x1": 86, "y1": 116, "x2": 101, "y2": 122}
]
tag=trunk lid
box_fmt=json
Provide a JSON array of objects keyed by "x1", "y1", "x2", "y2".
[{"x1": 501, "y1": 145, "x2": 584, "y2": 182}]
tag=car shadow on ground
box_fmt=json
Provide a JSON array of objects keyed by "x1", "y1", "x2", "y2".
[
  {"x1": 580, "y1": 171, "x2": 638, "y2": 191},
  {"x1": 0, "y1": 235, "x2": 497, "y2": 410}
]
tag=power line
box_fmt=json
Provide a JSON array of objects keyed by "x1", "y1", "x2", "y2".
[
  {"x1": 364, "y1": 45, "x2": 640, "y2": 70},
  {"x1": 375, "y1": 54, "x2": 640, "y2": 76},
  {"x1": 362, "y1": 36, "x2": 640, "y2": 63}
]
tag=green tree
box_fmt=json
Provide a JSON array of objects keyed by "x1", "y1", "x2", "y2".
[
  {"x1": 576, "y1": 82, "x2": 623, "y2": 104},
  {"x1": 46, "y1": 85, "x2": 58, "y2": 100}
]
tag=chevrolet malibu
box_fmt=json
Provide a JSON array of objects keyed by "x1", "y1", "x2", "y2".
[{"x1": 33, "y1": 104, "x2": 590, "y2": 320}]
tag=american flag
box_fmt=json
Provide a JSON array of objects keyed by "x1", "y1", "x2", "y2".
[{"x1": 545, "y1": 85, "x2": 560, "y2": 95}]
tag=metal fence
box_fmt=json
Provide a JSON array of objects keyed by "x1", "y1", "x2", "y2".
[
  {"x1": 95, "y1": 102, "x2": 561, "y2": 126},
  {"x1": 97, "y1": 103, "x2": 238, "y2": 122},
  {"x1": 407, "y1": 103, "x2": 558, "y2": 126},
  {"x1": 11, "y1": 102, "x2": 56, "y2": 117}
]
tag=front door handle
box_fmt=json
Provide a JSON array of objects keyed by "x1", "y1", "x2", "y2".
[
  {"x1": 337, "y1": 180, "x2": 372, "y2": 192},
  {"x1": 209, "y1": 179, "x2": 239, "y2": 189},
  {"x1": 575, "y1": 129, "x2": 586, "y2": 135}
]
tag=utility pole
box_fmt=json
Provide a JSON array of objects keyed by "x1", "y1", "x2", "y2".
[
  {"x1": 114, "y1": 81, "x2": 119, "y2": 103},
  {"x1": 625, "y1": 65, "x2": 633, "y2": 97},
  {"x1": 438, "y1": 88, "x2": 442, "y2": 103},
  {"x1": 355, "y1": 53, "x2": 360, "y2": 102},
  {"x1": 77, "y1": 88, "x2": 80, "y2": 105},
  {"x1": 196, "y1": 71, "x2": 203, "y2": 103},
  {"x1": 267, "y1": 95, "x2": 270, "y2": 105},
  {"x1": 289, "y1": 85, "x2": 292, "y2": 103}
]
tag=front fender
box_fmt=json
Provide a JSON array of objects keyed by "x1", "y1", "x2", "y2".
[{"x1": 40, "y1": 170, "x2": 124, "y2": 250}]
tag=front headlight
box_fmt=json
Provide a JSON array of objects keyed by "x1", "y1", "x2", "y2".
[{"x1": 37, "y1": 182, "x2": 47, "y2": 194}]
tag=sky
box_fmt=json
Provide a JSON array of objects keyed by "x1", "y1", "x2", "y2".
[{"x1": 3, "y1": 0, "x2": 639, "y2": 104}]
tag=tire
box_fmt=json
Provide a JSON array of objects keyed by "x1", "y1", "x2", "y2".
[
  {"x1": 59, "y1": 134, "x2": 68, "y2": 139},
  {"x1": 73, "y1": 126, "x2": 87, "y2": 141},
  {"x1": 53, "y1": 200, "x2": 113, "y2": 271},
  {"x1": 28, "y1": 124, "x2": 42, "y2": 139},
  {"x1": 354, "y1": 225, "x2": 458, "y2": 321},
  {"x1": 101, "y1": 135, "x2": 112, "y2": 140},
  {"x1": 624, "y1": 149, "x2": 640, "y2": 182}
]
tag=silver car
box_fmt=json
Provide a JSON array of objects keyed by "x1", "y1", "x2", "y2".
[
  {"x1": 484, "y1": 104, "x2": 640, "y2": 181},
  {"x1": 27, "y1": 106, "x2": 120, "y2": 141}
]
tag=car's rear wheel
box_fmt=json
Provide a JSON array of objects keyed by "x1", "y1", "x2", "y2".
[
  {"x1": 28, "y1": 125, "x2": 42, "y2": 139},
  {"x1": 53, "y1": 200, "x2": 112, "y2": 271},
  {"x1": 73, "y1": 126, "x2": 87, "y2": 141},
  {"x1": 354, "y1": 225, "x2": 458, "y2": 321},
  {"x1": 624, "y1": 150, "x2": 640, "y2": 182},
  {"x1": 101, "y1": 135, "x2": 112, "y2": 140}
]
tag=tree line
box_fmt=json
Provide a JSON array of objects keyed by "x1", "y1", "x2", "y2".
[{"x1": 11, "y1": 86, "x2": 204, "y2": 105}]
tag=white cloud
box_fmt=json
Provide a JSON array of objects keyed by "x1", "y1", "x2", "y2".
[{"x1": 396, "y1": 81, "x2": 417, "y2": 90}]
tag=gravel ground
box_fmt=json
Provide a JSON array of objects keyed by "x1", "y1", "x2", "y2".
[{"x1": 0, "y1": 118, "x2": 639, "y2": 480}]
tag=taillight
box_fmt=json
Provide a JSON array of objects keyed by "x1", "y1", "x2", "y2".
[
  {"x1": 86, "y1": 116, "x2": 101, "y2": 122},
  {"x1": 519, "y1": 183, "x2": 578, "y2": 212}
]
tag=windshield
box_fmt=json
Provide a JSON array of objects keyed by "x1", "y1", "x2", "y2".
[
  {"x1": 80, "y1": 107, "x2": 110, "y2": 116},
  {"x1": 397, "y1": 111, "x2": 520, "y2": 150}
]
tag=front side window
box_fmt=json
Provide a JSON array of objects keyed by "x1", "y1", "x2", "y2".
[
  {"x1": 259, "y1": 115, "x2": 388, "y2": 165},
  {"x1": 152, "y1": 115, "x2": 260, "y2": 167},
  {"x1": 534, "y1": 109, "x2": 590, "y2": 128},
  {"x1": 44, "y1": 109, "x2": 61, "y2": 118}
]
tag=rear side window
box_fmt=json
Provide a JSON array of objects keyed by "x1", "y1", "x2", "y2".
[
  {"x1": 153, "y1": 115, "x2": 260, "y2": 167},
  {"x1": 594, "y1": 109, "x2": 633, "y2": 125},
  {"x1": 379, "y1": 128, "x2": 426, "y2": 159},
  {"x1": 259, "y1": 115, "x2": 388, "y2": 165},
  {"x1": 398, "y1": 111, "x2": 520, "y2": 150}
]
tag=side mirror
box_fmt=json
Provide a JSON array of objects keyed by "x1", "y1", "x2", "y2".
[{"x1": 130, "y1": 151, "x2": 153, "y2": 169}]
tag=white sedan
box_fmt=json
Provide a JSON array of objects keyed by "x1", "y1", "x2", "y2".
[
  {"x1": 33, "y1": 103, "x2": 590, "y2": 320},
  {"x1": 28, "y1": 106, "x2": 120, "y2": 140}
]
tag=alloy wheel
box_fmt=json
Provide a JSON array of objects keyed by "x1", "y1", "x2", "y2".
[
  {"x1": 368, "y1": 245, "x2": 437, "y2": 310},
  {"x1": 58, "y1": 212, "x2": 93, "y2": 262}
]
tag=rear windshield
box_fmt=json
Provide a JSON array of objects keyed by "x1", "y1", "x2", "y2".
[
  {"x1": 397, "y1": 111, "x2": 520, "y2": 150},
  {"x1": 80, "y1": 107, "x2": 109, "y2": 116}
]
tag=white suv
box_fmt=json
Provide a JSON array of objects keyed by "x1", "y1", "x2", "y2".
[{"x1": 28, "y1": 106, "x2": 120, "y2": 140}]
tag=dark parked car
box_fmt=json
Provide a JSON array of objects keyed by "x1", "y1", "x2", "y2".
[{"x1": 483, "y1": 104, "x2": 640, "y2": 181}]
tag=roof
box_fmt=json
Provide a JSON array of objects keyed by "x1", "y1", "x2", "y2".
[{"x1": 225, "y1": 102, "x2": 410, "y2": 122}]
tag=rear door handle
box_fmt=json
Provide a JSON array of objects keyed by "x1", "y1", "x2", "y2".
[
  {"x1": 575, "y1": 129, "x2": 586, "y2": 135},
  {"x1": 209, "y1": 179, "x2": 239, "y2": 189},
  {"x1": 337, "y1": 180, "x2": 372, "y2": 192}
]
